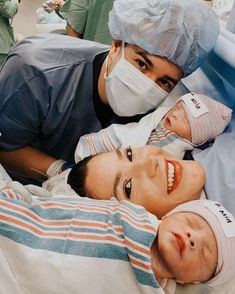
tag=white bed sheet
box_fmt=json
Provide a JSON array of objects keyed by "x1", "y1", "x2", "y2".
[{"x1": 0, "y1": 164, "x2": 11, "y2": 189}]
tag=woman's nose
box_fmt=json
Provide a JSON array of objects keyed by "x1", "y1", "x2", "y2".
[{"x1": 134, "y1": 156, "x2": 158, "y2": 178}]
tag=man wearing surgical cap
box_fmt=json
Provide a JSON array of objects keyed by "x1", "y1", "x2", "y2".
[{"x1": 0, "y1": 0, "x2": 219, "y2": 185}]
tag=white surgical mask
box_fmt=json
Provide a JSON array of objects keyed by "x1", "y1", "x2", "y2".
[{"x1": 104, "y1": 43, "x2": 168, "y2": 116}]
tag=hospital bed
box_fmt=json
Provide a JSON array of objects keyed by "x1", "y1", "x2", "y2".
[
  {"x1": 174, "y1": 27, "x2": 235, "y2": 294},
  {"x1": 0, "y1": 24, "x2": 235, "y2": 294}
]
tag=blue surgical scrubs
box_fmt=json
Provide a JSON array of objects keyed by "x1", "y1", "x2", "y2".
[
  {"x1": 0, "y1": 34, "x2": 111, "y2": 159},
  {"x1": 0, "y1": 34, "x2": 144, "y2": 184}
]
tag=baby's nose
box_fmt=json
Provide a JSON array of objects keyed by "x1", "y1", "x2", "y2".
[{"x1": 185, "y1": 231, "x2": 196, "y2": 249}]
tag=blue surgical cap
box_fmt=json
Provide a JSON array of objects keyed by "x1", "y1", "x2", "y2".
[{"x1": 108, "y1": 0, "x2": 219, "y2": 77}]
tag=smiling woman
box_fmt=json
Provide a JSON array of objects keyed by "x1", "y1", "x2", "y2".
[{"x1": 68, "y1": 146, "x2": 205, "y2": 218}]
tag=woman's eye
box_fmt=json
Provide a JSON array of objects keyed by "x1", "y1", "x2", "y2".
[
  {"x1": 126, "y1": 146, "x2": 132, "y2": 162},
  {"x1": 124, "y1": 179, "x2": 132, "y2": 198}
]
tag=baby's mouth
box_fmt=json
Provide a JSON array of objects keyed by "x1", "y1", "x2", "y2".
[
  {"x1": 173, "y1": 233, "x2": 186, "y2": 256},
  {"x1": 166, "y1": 160, "x2": 181, "y2": 194}
]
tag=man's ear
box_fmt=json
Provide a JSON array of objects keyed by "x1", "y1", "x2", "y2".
[
  {"x1": 111, "y1": 40, "x2": 122, "y2": 50},
  {"x1": 108, "y1": 40, "x2": 122, "y2": 63}
]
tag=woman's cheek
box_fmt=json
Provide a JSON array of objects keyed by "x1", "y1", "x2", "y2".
[
  {"x1": 195, "y1": 163, "x2": 206, "y2": 186},
  {"x1": 190, "y1": 164, "x2": 206, "y2": 194}
]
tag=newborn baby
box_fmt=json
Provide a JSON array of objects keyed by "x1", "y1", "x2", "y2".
[
  {"x1": 73, "y1": 92, "x2": 232, "y2": 162},
  {"x1": 45, "y1": 93, "x2": 231, "y2": 196},
  {"x1": 0, "y1": 189, "x2": 234, "y2": 294}
]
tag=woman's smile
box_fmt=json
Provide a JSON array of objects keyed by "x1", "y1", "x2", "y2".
[
  {"x1": 166, "y1": 161, "x2": 174, "y2": 193},
  {"x1": 85, "y1": 146, "x2": 205, "y2": 218},
  {"x1": 166, "y1": 160, "x2": 182, "y2": 194}
]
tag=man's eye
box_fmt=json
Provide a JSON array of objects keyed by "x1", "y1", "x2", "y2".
[
  {"x1": 136, "y1": 59, "x2": 147, "y2": 70},
  {"x1": 124, "y1": 179, "x2": 132, "y2": 198},
  {"x1": 158, "y1": 79, "x2": 174, "y2": 92},
  {"x1": 126, "y1": 146, "x2": 132, "y2": 162}
]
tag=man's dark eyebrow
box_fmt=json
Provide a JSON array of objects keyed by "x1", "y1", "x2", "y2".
[
  {"x1": 163, "y1": 75, "x2": 179, "y2": 86},
  {"x1": 135, "y1": 49, "x2": 180, "y2": 85},
  {"x1": 135, "y1": 50, "x2": 153, "y2": 68}
]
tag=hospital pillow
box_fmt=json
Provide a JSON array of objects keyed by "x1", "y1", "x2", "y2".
[
  {"x1": 163, "y1": 25, "x2": 235, "y2": 217},
  {"x1": 0, "y1": 164, "x2": 12, "y2": 189}
]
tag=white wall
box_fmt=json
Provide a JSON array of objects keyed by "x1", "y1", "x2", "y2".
[{"x1": 13, "y1": 0, "x2": 43, "y2": 37}]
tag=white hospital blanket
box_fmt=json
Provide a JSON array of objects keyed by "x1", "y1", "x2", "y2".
[{"x1": 0, "y1": 164, "x2": 12, "y2": 189}]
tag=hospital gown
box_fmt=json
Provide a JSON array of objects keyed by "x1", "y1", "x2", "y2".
[
  {"x1": 60, "y1": 0, "x2": 113, "y2": 44},
  {"x1": 0, "y1": 0, "x2": 18, "y2": 65}
]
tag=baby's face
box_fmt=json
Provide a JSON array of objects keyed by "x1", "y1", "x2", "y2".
[
  {"x1": 162, "y1": 102, "x2": 192, "y2": 142},
  {"x1": 151, "y1": 212, "x2": 218, "y2": 284}
]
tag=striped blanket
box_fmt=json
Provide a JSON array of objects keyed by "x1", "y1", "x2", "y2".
[{"x1": 0, "y1": 190, "x2": 164, "y2": 294}]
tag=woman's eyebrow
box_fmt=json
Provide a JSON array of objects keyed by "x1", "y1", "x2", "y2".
[
  {"x1": 115, "y1": 148, "x2": 123, "y2": 160},
  {"x1": 113, "y1": 172, "x2": 121, "y2": 196},
  {"x1": 113, "y1": 149, "x2": 123, "y2": 196}
]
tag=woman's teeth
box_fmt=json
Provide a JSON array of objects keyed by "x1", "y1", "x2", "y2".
[{"x1": 167, "y1": 162, "x2": 175, "y2": 192}]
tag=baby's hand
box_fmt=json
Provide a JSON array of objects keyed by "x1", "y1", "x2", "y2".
[
  {"x1": 0, "y1": 186, "x2": 32, "y2": 204},
  {"x1": 0, "y1": 181, "x2": 53, "y2": 204}
]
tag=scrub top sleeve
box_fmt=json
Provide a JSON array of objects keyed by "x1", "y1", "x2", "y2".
[
  {"x1": 0, "y1": 0, "x2": 18, "y2": 19},
  {"x1": 60, "y1": 0, "x2": 88, "y2": 34},
  {"x1": 0, "y1": 77, "x2": 47, "y2": 151}
]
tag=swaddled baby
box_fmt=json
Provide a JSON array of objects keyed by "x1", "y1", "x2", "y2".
[
  {"x1": 0, "y1": 189, "x2": 234, "y2": 294},
  {"x1": 45, "y1": 93, "x2": 232, "y2": 180},
  {"x1": 73, "y1": 92, "x2": 232, "y2": 161}
]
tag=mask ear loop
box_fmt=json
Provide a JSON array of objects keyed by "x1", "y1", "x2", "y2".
[
  {"x1": 104, "y1": 53, "x2": 109, "y2": 79},
  {"x1": 121, "y1": 41, "x2": 125, "y2": 58},
  {"x1": 104, "y1": 42, "x2": 125, "y2": 79}
]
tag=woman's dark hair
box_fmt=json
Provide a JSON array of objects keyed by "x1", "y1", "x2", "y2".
[{"x1": 67, "y1": 155, "x2": 94, "y2": 197}]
